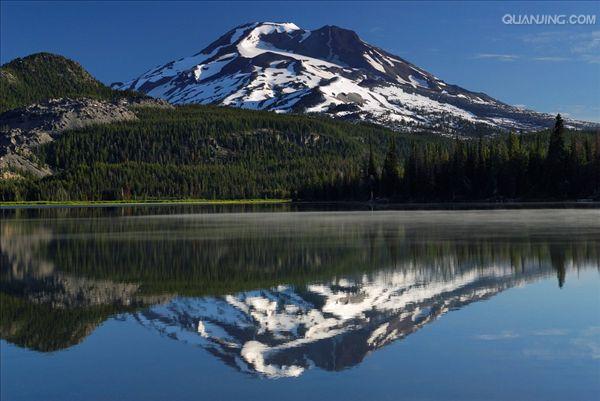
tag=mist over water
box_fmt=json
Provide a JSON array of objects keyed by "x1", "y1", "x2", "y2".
[{"x1": 1, "y1": 207, "x2": 599, "y2": 400}]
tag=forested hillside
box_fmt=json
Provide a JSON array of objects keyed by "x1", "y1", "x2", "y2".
[
  {"x1": 299, "y1": 115, "x2": 600, "y2": 201},
  {"x1": 1, "y1": 105, "x2": 437, "y2": 201},
  {"x1": 2, "y1": 106, "x2": 598, "y2": 202}
]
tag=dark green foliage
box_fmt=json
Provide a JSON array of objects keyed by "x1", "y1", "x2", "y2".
[
  {"x1": 548, "y1": 115, "x2": 567, "y2": 162},
  {"x1": 1, "y1": 103, "x2": 596, "y2": 202},
  {"x1": 1, "y1": 105, "x2": 436, "y2": 201},
  {"x1": 365, "y1": 139, "x2": 379, "y2": 201},
  {"x1": 381, "y1": 139, "x2": 402, "y2": 197},
  {"x1": 545, "y1": 114, "x2": 569, "y2": 196},
  {"x1": 0, "y1": 52, "x2": 140, "y2": 113},
  {"x1": 301, "y1": 115, "x2": 600, "y2": 202}
]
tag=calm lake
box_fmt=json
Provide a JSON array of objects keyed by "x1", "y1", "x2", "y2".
[{"x1": 1, "y1": 206, "x2": 599, "y2": 401}]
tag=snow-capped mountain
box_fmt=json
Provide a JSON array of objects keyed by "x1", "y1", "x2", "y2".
[
  {"x1": 133, "y1": 264, "x2": 551, "y2": 378},
  {"x1": 115, "y1": 22, "x2": 578, "y2": 133}
]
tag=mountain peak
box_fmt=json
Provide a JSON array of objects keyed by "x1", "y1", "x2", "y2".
[
  {"x1": 318, "y1": 24, "x2": 359, "y2": 35},
  {"x1": 255, "y1": 21, "x2": 301, "y2": 30},
  {"x1": 0, "y1": 52, "x2": 116, "y2": 113}
]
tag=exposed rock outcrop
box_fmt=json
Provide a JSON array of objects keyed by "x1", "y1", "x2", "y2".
[{"x1": 0, "y1": 97, "x2": 170, "y2": 177}]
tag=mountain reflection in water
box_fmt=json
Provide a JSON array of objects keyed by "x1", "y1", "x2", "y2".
[{"x1": 1, "y1": 208, "x2": 599, "y2": 378}]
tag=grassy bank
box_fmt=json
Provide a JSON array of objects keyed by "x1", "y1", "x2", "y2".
[{"x1": 0, "y1": 198, "x2": 291, "y2": 208}]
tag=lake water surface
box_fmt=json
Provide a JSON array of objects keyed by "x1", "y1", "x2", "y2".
[{"x1": 1, "y1": 207, "x2": 599, "y2": 401}]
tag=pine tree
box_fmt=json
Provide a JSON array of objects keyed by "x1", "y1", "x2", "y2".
[
  {"x1": 548, "y1": 114, "x2": 567, "y2": 162},
  {"x1": 366, "y1": 138, "x2": 378, "y2": 200},
  {"x1": 567, "y1": 135, "x2": 584, "y2": 197},
  {"x1": 546, "y1": 114, "x2": 568, "y2": 197},
  {"x1": 505, "y1": 131, "x2": 525, "y2": 198},
  {"x1": 405, "y1": 141, "x2": 418, "y2": 198},
  {"x1": 381, "y1": 139, "x2": 401, "y2": 197}
]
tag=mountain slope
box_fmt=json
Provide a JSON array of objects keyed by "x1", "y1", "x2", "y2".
[
  {"x1": 116, "y1": 22, "x2": 575, "y2": 133},
  {"x1": 0, "y1": 52, "x2": 139, "y2": 113}
]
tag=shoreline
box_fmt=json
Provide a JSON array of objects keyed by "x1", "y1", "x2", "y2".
[
  {"x1": 0, "y1": 199, "x2": 290, "y2": 209},
  {"x1": 1, "y1": 199, "x2": 599, "y2": 210}
]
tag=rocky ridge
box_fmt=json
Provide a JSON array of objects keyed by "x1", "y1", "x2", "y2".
[{"x1": 0, "y1": 97, "x2": 170, "y2": 177}]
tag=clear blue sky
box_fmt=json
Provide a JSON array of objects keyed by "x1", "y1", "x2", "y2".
[{"x1": 2, "y1": 1, "x2": 599, "y2": 121}]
